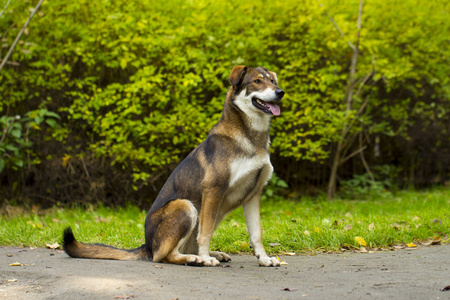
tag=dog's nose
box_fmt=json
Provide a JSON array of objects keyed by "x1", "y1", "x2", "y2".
[{"x1": 275, "y1": 89, "x2": 285, "y2": 99}]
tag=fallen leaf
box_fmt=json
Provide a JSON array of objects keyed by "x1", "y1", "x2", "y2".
[
  {"x1": 359, "y1": 247, "x2": 368, "y2": 253},
  {"x1": 154, "y1": 265, "x2": 163, "y2": 269},
  {"x1": 431, "y1": 238, "x2": 441, "y2": 245},
  {"x1": 354, "y1": 237, "x2": 367, "y2": 247},
  {"x1": 441, "y1": 285, "x2": 450, "y2": 291},
  {"x1": 276, "y1": 255, "x2": 288, "y2": 265},
  {"x1": 221, "y1": 264, "x2": 232, "y2": 268},
  {"x1": 431, "y1": 218, "x2": 442, "y2": 225},
  {"x1": 406, "y1": 242, "x2": 417, "y2": 248},
  {"x1": 46, "y1": 242, "x2": 60, "y2": 250},
  {"x1": 115, "y1": 295, "x2": 136, "y2": 299},
  {"x1": 7, "y1": 278, "x2": 18, "y2": 282},
  {"x1": 269, "y1": 243, "x2": 281, "y2": 247},
  {"x1": 282, "y1": 252, "x2": 296, "y2": 256},
  {"x1": 9, "y1": 262, "x2": 23, "y2": 266},
  {"x1": 393, "y1": 244, "x2": 406, "y2": 250}
]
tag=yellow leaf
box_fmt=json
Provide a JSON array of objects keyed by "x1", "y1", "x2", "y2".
[
  {"x1": 354, "y1": 237, "x2": 367, "y2": 246},
  {"x1": 406, "y1": 242, "x2": 417, "y2": 248},
  {"x1": 9, "y1": 262, "x2": 23, "y2": 266},
  {"x1": 276, "y1": 255, "x2": 288, "y2": 265},
  {"x1": 62, "y1": 154, "x2": 71, "y2": 167}
]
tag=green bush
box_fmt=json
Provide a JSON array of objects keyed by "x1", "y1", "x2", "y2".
[{"x1": 1, "y1": 0, "x2": 449, "y2": 204}]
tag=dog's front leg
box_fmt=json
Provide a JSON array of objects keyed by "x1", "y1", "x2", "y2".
[
  {"x1": 243, "y1": 197, "x2": 280, "y2": 267},
  {"x1": 197, "y1": 188, "x2": 222, "y2": 266}
]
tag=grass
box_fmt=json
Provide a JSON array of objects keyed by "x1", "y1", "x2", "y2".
[{"x1": 1, "y1": 189, "x2": 449, "y2": 254}]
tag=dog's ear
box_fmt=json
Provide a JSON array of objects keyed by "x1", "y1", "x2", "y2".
[
  {"x1": 268, "y1": 71, "x2": 278, "y2": 84},
  {"x1": 229, "y1": 66, "x2": 247, "y2": 86}
]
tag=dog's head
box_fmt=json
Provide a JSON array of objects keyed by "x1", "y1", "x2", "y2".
[{"x1": 228, "y1": 66, "x2": 284, "y2": 116}]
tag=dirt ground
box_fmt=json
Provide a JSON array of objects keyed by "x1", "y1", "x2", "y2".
[{"x1": 1, "y1": 245, "x2": 449, "y2": 300}]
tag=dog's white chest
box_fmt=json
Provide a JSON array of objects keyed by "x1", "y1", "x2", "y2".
[
  {"x1": 225, "y1": 153, "x2": 272, "y2": 206},
  {"x1": 229, "y1": 154, "x2": 268, "y2": 187}
]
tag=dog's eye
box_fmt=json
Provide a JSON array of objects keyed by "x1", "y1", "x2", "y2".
[
  {"x1": 254, "y1": 79, "x2": 262, "y2": 84},
  {"x1": 270, "y1": 79, "x2": 274, "y2": 83}
]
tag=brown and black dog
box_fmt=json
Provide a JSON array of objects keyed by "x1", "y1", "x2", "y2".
[{"x1": 63, "y1": 66, "x2": 285, "y2": 266}]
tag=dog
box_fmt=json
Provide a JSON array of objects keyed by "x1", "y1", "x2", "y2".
[{"x1": 63, "y1": 66, "x2": 285, "y2": 267}]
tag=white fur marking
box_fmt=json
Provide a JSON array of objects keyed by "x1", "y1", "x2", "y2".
[
  {"x1": 234, "y1": 90, "x2": 271, "y2": 131},
  {"x1": 228, "y1": 154, "x2": 270, "y2": 189}
]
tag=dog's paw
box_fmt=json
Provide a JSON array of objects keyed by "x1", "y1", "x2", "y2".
[
  {"x1": 257, "y1": 255, "x2": 280, "y2": 267},
  {"x1": 202, "y1": 256, "x2": 221, "y2": 266},
  {"x1": 185, "y1": 255, "x2": 220, "y2": 267},
  {"x1": 209, "y1": 251, "x2": 231, "y2": 262}
]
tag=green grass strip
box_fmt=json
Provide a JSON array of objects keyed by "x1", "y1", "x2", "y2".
[{"x1": 1, "y1": 189, "x2": 448, "y2": 254}]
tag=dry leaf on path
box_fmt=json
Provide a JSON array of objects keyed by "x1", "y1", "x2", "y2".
[
  {"x1": 46, "y1": 242, "x2": 61, "y2": 250},
  {"x1": 406, "y1": 242, "x2": 417, "y2": 248},
  {"x1": 276, "y1": 255, "x2": 288, "y2": 265}
]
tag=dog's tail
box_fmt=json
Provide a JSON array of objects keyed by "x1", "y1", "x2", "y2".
[{"x1": 62, "y1": 227, "x2": 151, "y2": 261}]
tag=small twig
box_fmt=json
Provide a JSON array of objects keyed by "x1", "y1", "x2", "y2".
[
  {"x1": 327, "y1": 12, "x2": 355, "y2": 50},
  {"x1": 0, "y1": 115, "x2": 20, "y2": 146},
  {"x1": 80, "y1": 156, "x2": 90, "y2": 178},
  {"x1": 359, "y1": 132, "x2": 375, "y2": 182},
  {"x1": 354, "y1": 71, "x2": 373, "y2": 101},
  {"x1": 340, "y1": 145, "x2": 367, "y2": 165},
  {"x1": 0, "y1": 0, "x2": 44, "y2": 72},
  {"x1": 0, "y1": 0, "x2": 12, "y2": 19}
]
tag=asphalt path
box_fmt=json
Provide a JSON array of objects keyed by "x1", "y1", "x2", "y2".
[{"x1": 1, "y1": 245, "x2": 449, "y2": 299}]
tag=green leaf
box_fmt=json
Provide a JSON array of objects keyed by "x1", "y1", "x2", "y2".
[
  {"x1": 44, "y1": 111, "x2": 61, "y2": 119},
  {"x1": 11, "y1": 129, "x2": 22, "y2": 139},
  {"x1": 13, "y1": 159, "x2": 24, "y2": 168},
  {"x1": 0, "y1": 159, "x2": 4, "y2": 173},
  {"x1": 45, "y1": 119, "x2": 58, "y2": 128},
  {"x1": 120, "y1": 58, "x2": 127, "y2": 70}
]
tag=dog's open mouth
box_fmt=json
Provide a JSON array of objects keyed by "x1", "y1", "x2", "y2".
[{"x1": 252, "y1": 98, "x2": 281, "y2": 116}]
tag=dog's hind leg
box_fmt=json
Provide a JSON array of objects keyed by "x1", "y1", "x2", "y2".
[{"x1": 148, "y1": 199, "x2": 219, "y2": 266}]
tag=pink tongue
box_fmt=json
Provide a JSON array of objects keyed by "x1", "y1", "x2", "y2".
[{"x1": 266, "y1": 102, "x2": 281, "y2": 116}]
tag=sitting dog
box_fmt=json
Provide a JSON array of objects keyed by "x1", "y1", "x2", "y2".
[{"x1": 63, "y1": 66, "x2": 285, "y2": 266}]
